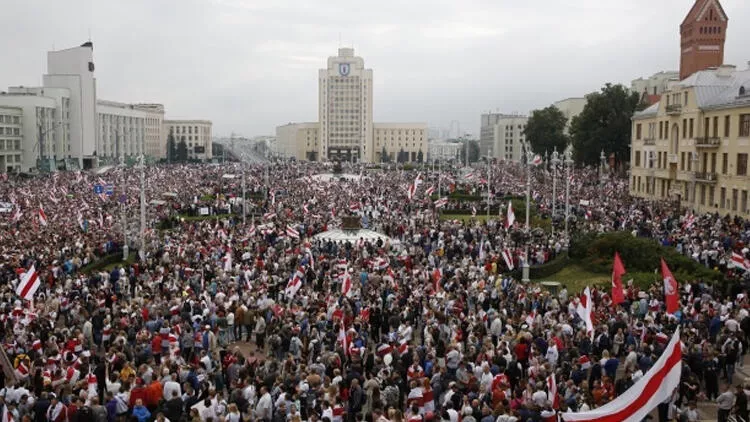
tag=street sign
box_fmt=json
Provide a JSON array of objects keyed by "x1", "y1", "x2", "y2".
[
  {"x1": 105, "y1": 185, "x2": 114, "y2": 196},
  {"x1": 93, "y1": 184, "x2": 103, "y2": 194}
]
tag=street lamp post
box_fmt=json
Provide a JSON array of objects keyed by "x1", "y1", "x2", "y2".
[
  {"x1": 691, "y1": 151, "x2": 699, "y2": 207},
  {"x1": 564, "y1": 150, "x2": 574, "y2": 244},
  {"x1": 550, "y1": 148, "x2": 560, "y2": 236},
  {"x1": 599, "y1": 150, "x2": 606, "y2": 186},
  {"x1": 138, "y1": 154, "x2": 146, "y2": 262},
  {"x1": 522, "y1": 145, "x2": 532, "y2": 283},
  {"x1": 241, "y1": 154, "x2": 247, "y2": 226},
  {"x1": 487, "y1": 157, "x2": 491, "y2": 217},
  {"x1": 119, "y1": 129, "x2": 128, "y2": 261}
]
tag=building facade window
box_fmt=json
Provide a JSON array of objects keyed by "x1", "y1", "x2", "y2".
[
  {"x1": 741, "y1": 114, "x2": 750, "y2": 137},
  {"x1": 738, "y1": 153, "x2": 748, "y2": 176},
  {"x1": 722, "y1": 153, "x2": 728, "y2": 174}
]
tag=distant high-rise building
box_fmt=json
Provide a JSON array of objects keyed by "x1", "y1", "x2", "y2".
[
  {"x1": 480, "y1": 112, "x2": 512, "y2": 157},
  {"x1": 43, "y1": 42, "x2": 98, "y2": 169},
  {"x1": 680, "y1": 0, "x2": 728, "y2": 80},
  {"x1": 276, "y1": 48, "x2": 426, "y2": 163},
  {"x1": 318, "y1": 48, "x2": 373, "y2": 162}
]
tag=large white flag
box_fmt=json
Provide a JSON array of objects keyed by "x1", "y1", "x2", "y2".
[
  {"x1": 576, "y1": 287, "x2": 593, "y2": 340},
  {"x1": 561, "y1": 328, "x2": 682, "y2": 422}
]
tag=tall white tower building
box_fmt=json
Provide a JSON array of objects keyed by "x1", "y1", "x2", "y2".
[
  {"x1": 318, "y1": 48, "x2": 373, "y2": 162},
  {"x1": 43, "y1": 42, "x2": 98, "y2": 169}
]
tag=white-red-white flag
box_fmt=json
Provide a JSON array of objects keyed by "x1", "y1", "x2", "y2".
[
  {"x1": 15, "y1": 265, "x2": 40, "y2": 300},
  {"x1": 501, "y1": 248, "x2": 514, "y2": 270},
  {"x1": 2, "y1": 399, "x2": 14, "y2": 422},
  {"x1": 286, "y1": 225, "x2": 300, "y2": 239},
  {"x1": 576, "y1": 287, "x2": 594, "y2": 340},
  {"x1": 505, "y1": 201, "x2": 515, "y2": 229},
  {"x1": 341, "y1": 272, "x2": 352, "y2": 297},
  {"x1": 561, "y1": 329, "x2": 682, "y2": 422},
  {"x1": 547, "y1": 374, "x2": 559, "y2": 410},
  {"x1": 730, "y1": 252, "x2": 749, "y2": 272},
  {"x1": 425, "y1": 186, "x2": 436, "y2": 196},
  {"x1": 38, "y1": 205, "x2": 48, "y2": 227},
  {"x1": 434, "y1": 197, "x2": 448, "y2": 208}
]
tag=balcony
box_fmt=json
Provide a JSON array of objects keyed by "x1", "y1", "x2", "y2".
[
  {"x1": 643, "y1": 137, "x2": 656, "y2": 146},
  {"x1": 667, "y1": 153, "x2": 678, "y2": 164},
  {"x1": 695, "y1": 136, "x2": 722, "y2": 148},
  {"x1": 695, "y1": 171, "x2": 718, "y2": 183},
  {"x1": 666, "y1": 104, "x2": 682, "y2": 115}
]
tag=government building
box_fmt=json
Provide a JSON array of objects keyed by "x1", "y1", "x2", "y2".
[
  {"x1": 630, "y1": 0, "x2": 750, "y2": 218},
  {"x1": 0, "y1": 42, "x2": 212, "y2": 173},
  {"x1": 275, "y1": 48, "x2": 427, "y2": 163}
]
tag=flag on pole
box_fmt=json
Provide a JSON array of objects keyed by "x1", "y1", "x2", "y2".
[
  {"x1": 730, "y1": 252, "x2": 749, "y2": 272},
  {"x1": 501, "y1": 248, "x2": 514, "y2": 270},
  {"x1": 611, "y1": 252, "x2": 626, "y2": 306},
  {"x1": 425, "y1": 186, "x2": 436, "y2": 196},
  {"x1": 661, "y1": 259, "x2": 679, "y2": 314},
  {"x1": 531, "y1": 154, "x2": 543, "y2": 166},
  {"x1": 38, "y1": 205, "x2": 48, "y2": 227},
  {"x1": 434, "y1": 197, "x2": 448, "y2": 208},
  {"x1": 505, "y1": 201, "x2": 515, "y2": 229},
  {"x1": 16, "y1": 265, "x2": 40, "y2": 300},
  {"x1": 576, "y1": 287, "x2": 594, "y2": 340},
  {"x1": 561, "y1": 328, "x2": 682, "y2": 422},
  {"x1": 547, "y1": 374, "x2": 559, "y2": 410}
]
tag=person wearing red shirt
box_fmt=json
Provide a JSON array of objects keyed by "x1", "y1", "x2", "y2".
[
  {"x1": 151, "y1": 333, "x2": 163, "y2": 364},
  {"x1": 129, "y1": 378, "x2": 149, "y2": 408}
]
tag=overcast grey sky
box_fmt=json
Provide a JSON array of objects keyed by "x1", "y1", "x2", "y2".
[{"x1": 1, "y1": 0, "x2": 748, "y2": 138}]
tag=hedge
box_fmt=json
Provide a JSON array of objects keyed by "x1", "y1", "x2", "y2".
[
  {"x1": 569, "y1": 232, "x2": 723, "y2": 284},
  {"x1": 509, "y1": 252, "x2": 570, "y2": 279},
  {"x1": 80, "y1": 251, "x2": 132, "y2": 274}
]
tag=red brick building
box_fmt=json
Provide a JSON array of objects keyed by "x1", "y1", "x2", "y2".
[{"x1": 679, "y1": 0, "x2": 728, "y2": 80}]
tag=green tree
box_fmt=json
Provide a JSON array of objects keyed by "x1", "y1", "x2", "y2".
[
  {"x1": 524, "y1": 105, "x2": 568, "y2": 154},
  {"x1": 166, "y1": 128, "x2": 176, "y2": 163},
  {"x1": 457, "y1": 140, "x2": 480, "y2": 164},
  {"x1": 417, "y1": 149, "x2": 424, "y2": 163},
  {"x1": 570, "y1": 83, "x2": 640, "y2": 167},
  {"x1": 397, "y1": 148, "x2": 406, "y2": 163},
  {"x1": 381, "y1": 146, "x2": 390, "y2": 163},
  {"x1": 177, "y1": 137, "x2": 189, "y2": 162}
]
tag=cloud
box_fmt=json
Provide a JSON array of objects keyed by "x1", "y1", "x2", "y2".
[{"x1": 0, "y1": 0, "x2": 748, "y2": 138}]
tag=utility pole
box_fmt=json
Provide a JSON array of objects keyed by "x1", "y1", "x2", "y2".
[{"x1": 139, "y1": 154, "x2": 146, "y2": 262}]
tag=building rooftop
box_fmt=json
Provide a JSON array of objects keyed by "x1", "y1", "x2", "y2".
[{"x1": 635, "y1": 65, "x2": 750, "y2": 117}]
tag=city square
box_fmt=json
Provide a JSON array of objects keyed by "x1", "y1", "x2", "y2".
[{"x1": 0, "y1": 1, "x2": 750, "y2": 422}]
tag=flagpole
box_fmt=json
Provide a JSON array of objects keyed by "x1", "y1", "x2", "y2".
[{"x1": 119, "y1": 132, "x2": 128, "y2": 261}]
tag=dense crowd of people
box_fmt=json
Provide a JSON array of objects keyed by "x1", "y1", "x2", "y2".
[{"x1": 0, "y1": 160, "x2": 749, "y2": 422}]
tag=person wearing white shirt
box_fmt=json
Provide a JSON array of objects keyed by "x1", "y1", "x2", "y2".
[
  {"x1": 163, "y1": 374, "x2": 182, "y2": 401},
  {"x1": 255, "y1": 387, "x2": 273, "y2": 421}
]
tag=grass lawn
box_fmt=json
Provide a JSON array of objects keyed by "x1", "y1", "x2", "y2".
[
  {"x1": 178, "y1": 213, "x2": 236, "y2": 222},
  {"x1": 532, "y1": 264, "x2": 609, "y2": 293}
]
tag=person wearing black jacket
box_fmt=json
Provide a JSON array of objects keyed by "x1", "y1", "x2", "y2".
[
  {"x1": 32, "y1": 392, "x2": 50, "y2": 422},
  {"x1": 163, "y1": 390, "x2": 184, "y2": 422}
]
